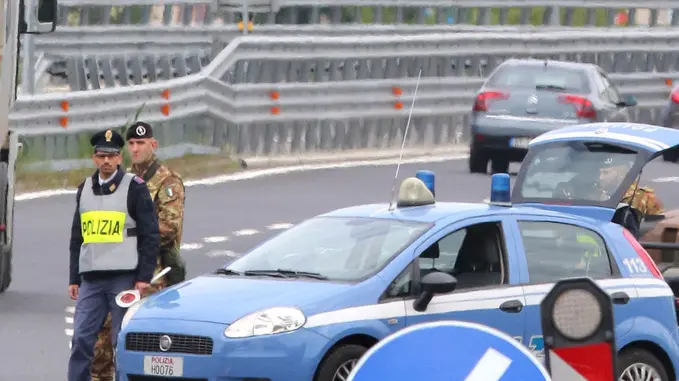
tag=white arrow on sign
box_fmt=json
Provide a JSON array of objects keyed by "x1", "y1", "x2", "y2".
[{"x1": 464, "y1": 347, "x2": 513, "y2": 381}]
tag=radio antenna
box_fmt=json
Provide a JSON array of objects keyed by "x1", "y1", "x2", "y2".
[{"x1": 388, "y1": 68, "x2": 423, "y2": 211}]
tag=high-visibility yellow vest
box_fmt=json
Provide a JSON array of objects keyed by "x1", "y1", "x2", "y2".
[{"x1": 577, "y1": 234, "x2": 601, "y2": 258}]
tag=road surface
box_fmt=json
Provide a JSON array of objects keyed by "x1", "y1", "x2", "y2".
[{"x1": 1, "y1": 154, "x2": 677, "y2": 380}]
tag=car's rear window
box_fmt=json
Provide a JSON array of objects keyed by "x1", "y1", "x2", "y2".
[
  {"x1": 517, "y1": 142, "x2": 639, "y2": 203},
  {"x1": 486, "y1": 64, "x2": 590, "y2": 94}
]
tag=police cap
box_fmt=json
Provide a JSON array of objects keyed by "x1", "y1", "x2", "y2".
[
  {"x1": 90, "y1": 128, "x2": 124, "y2": 154},
  {"x1": 126, "y1": 121, "x2": 153, "y2": 140}
]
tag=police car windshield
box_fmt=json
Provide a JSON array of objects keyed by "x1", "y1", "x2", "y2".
[
  {"x1": 226, "y1": 216, "x2": 431, "y2": 281},
  {"x1": 519, "y1": 142, "x2": 639, "y2": 202}
]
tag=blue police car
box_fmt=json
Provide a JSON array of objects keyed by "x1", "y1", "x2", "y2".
[{"x1": 116, "y1": 122, "x2": 679, "y2": 381}]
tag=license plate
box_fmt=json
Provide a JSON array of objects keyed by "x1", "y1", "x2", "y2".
[
  {"x1": 509, "y1": 137, "x2": 531, "y2": 148},
  {"x1": 143, "y1": 355, "x2": 183, "y2": 377}
]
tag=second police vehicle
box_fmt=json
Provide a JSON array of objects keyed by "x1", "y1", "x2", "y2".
[{"x1": 116, "y1": 123, "x2": 679, "y2": 381}]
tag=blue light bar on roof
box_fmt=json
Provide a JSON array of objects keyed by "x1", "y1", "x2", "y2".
[
  {"x1": 490, "y1": 173, "x2": 511, "y2": 204},
  {"x1": 415, "y1": 170, "x2": 435, "y2": 197}
]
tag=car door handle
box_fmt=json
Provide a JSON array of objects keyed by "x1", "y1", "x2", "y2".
[
  {"x1": 611, "y1": 291, "x2": 630, "y2": 305},
  {"x1": 499, "y1": 300, "x2": 523, "y2": 313}
]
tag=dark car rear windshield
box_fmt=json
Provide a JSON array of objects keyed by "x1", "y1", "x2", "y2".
[{"x1": 485, "y1": 64, "x2": 590, "y2": 94}]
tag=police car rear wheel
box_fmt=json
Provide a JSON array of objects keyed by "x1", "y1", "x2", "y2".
[
  {"x1": 315, "y1": 344, "x2": 367, "y2": 381},
  {"x1": 617, "y1": 348, "x2": 668, "y2": 381}
]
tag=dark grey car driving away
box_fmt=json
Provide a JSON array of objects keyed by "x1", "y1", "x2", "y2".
[{"x1": 468, "y1": 58, "x2": 638, "y2": 174}]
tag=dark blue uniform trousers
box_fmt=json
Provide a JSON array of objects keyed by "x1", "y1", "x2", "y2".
[{"x1": 67, "y1": 274, "x2": 136, "y2": 381}]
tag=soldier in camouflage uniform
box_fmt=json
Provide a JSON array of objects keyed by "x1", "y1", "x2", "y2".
[
  {"x1": 90, "y1": 121, "x2": 187, "y2": 381},
  {"x1": 597, "y1": 155, "x2": 665, "y2": 218}
]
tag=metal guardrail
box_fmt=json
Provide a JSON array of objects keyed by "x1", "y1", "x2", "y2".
[
  {"x1": 37, "y1": 24, "x2": 657, "y2": 92},
  {"x1": 11, "y1": 31, "x2": 679, "y2": 167}
]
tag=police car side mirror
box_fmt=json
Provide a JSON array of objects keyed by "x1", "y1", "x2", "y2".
[{"x1": 413, "y1": 272, "x2": 457, "y2": 312}]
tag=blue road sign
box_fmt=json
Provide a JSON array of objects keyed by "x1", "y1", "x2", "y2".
[{"x1": 348, "y1": 320, "x2": 551, "y2": 381}]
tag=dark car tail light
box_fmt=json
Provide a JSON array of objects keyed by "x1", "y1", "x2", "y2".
[
  {"x1": 473, "y1": 91, "x2": 508, "y2": 112},
  {"x1": 557, "y1": 94, "x2": 597, "y2": 119},
  {"x1": 623, "y1": 228, "x2": 664, "y2": 280}
]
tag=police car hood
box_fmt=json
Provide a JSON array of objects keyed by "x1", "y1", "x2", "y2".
[{"x1": 131, "y1": 274, "x2": 360, "y2": 324}]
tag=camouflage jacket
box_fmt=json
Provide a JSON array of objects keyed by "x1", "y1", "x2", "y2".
[
  {"x1": 621, "y1": 179, "x2": 664, "y2": 217},
  {"x1": 129, "y1": 155, "x2": 186, "y2": 285}
]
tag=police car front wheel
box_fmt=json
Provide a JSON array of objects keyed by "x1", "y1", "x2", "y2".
[
  {"x1": 617, "y1": 348, "x2": 668, "y2": 381},
  {"x1": 315, "y1": 344, "x2": 367, "y2": 381}
]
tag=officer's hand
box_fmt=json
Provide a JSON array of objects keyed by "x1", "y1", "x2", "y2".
[
  {"x1": 68, "y1": 284, "x2": 79, "y2": 300},
  {"x1": 135, "y1": 282, "x2": 150, "y2": 293}
]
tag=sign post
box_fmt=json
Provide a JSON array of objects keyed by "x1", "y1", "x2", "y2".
[
  {"x1": 347, "y1": 320, "x2": 551, "y2": 381},
  {"x1": 541, "y1": 277, "x2": 617, "y2": 380}
]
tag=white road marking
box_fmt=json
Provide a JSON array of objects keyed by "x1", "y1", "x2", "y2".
[
  {"x1": 65, "y1": 328, "x2": 73, "y2": 337},
  {"x1": 267, "y1": 223, "x2": 294, "y2": 230},
  {"x1": 464, "y1": 347, "x2": 512, "y2": 381},
  {"x1": 233, "y1": 229, "x2": 259, "y2": 236},
  {"x1": 65, "y1": 306, "x2": 75, "y2": 314},
  {"x1": 206, "y1": 250, "x2": 241, "y2": 258},
  {"x1": 65, "y1": 316, "x2": 73, "y2": 324},
  {"x1": 651, "y1": 176, "x2": 679, "y2": 183},
  {"x1": 180, "y1": 243, "x2": 204, "y2": 250},
  {"x1": 15, "y1": 153, "x2": 468, "y2": 201},
  {"x1": 203, "y1": 236, "x2": 228, "y2": 243}
]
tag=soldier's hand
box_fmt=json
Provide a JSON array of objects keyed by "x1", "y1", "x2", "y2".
[
  {"x1": 135, "y1": 281, "x2": 150, "y2": 293},
  {"x1": 68, "y1": 284, "x2": 79, "y2": 300}
]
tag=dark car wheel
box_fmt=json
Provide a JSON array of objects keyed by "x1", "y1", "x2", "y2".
[
  {"x1": 468, "y1": 149, "x2": 488, "y2": 174},
  {"x1": 315, "y1": 344, "x2": 368, "y2": 381},
  {"x1": 617, "y1": 347, "x2": 669, "y2": 381}
]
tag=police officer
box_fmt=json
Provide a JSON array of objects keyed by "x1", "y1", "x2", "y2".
[
  {"x1": 90, "y1": 121, "x2": 187, "y2": 381},
  {"x1": 67, "y1": 128, "x2": 160, "y2": 381}
]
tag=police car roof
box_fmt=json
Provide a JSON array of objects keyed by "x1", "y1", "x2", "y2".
[{"x1": 319, "y1": 202, "x2": 603, "y2": 225}]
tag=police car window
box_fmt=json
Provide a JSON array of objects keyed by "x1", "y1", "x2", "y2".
[
  {"x1": 419, "y1": 229, "x2": 466, "y2": 272},
  {"x1": 226, "y1": 217, "x2": 431, "y2": 282},
  {"x1": 519, "y1": 142, "x2": 638, "y2": 203},
  {"x1": 518, "y1": 221, "x2": 612, "y2": 284},
  {"x1": 486, "y1": 65, "x2": 590, "y2": 94},
  {"x1": 419, "y1": 222, "x2": 505, "y2": 290}
]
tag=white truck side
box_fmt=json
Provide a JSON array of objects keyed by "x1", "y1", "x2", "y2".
[{"x1": 0, "y1": 0, "x2": 57, "y2": 292}]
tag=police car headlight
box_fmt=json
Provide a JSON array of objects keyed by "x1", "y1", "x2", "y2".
[
  {"x1": 121, "y1": 298, "x2": 146, "y2": 330},
  {"x1": 224, "y1": 307, "x2": 306, "y2": 338}
]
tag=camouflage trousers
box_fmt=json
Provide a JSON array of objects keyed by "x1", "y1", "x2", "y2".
[{"x1": 90, "y1": 280, "x2": 166, "y2": 381}]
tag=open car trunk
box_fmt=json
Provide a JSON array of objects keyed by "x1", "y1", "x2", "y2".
[
  {"x1": 511, "y1": 123, "x2": 679, "y2": 319},
  {"x1": 512, "y1": 123, "x2": 679, "y2": 227}
]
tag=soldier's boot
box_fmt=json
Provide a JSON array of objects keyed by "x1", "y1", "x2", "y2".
[{"x1": 91, "y1": 313, "x2": 115, "y2": 381}]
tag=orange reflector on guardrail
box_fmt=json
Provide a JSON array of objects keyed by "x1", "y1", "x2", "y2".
[
  {"x1": 271, "y1": 106, "x2": 281, "y2": 114},
  {"x1": 237, "y1": 21, "x2": 253, "y2": 31},
  {"x1": 666, "y1": 79, "x2": 673, "y2": 87},
  {"x1": 60, "y1": 117, "x2": 68, "y2": 128},
  {"x1": 161, "y1": 89, "x2": 170, "y2": 116},
  {"x1": 60, "y1": 101, "x2": 69, "y2": 112},
  {"x1": 393, "y1": 86, "x2": 404, "y2": 109}
]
